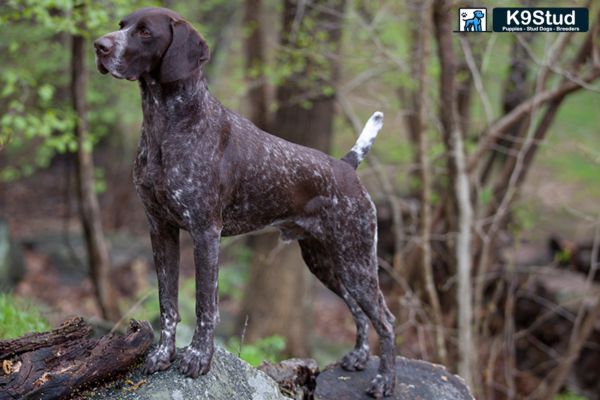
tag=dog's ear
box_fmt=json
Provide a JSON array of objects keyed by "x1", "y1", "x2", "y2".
[{"x1": 160, "y1": 19, "x2": 210, "y2": 83}]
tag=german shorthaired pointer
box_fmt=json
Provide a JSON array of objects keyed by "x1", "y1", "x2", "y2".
[{"x1": 94, "y1": 7, "x2": 396, "y2": 397}]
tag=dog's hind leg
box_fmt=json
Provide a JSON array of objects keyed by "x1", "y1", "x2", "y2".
[
  {"x1": 338, "y1": 256, "x2": 396, "y2": 398},
  {"x1": 338, "y1": 286, "x2": 372, "y2": 371},
  {"x1": 298, "y1": 239, "x2": 371, "y2": 371}
]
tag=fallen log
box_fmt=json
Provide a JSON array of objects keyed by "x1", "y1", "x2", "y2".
[
  {"x1": 0, "y1": 317, "x2": 92, "y2": 360},
  {"x1": 0, "y1": 318, "x2": 153, "y2": 400}
]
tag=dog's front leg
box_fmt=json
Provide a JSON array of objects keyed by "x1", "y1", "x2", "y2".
[
  {"x1": 179, "y1": 225, "x2": 221, "y2": 378},
  {"x1": 144, "y1": 217, "x2": 180, "y2": 374}
]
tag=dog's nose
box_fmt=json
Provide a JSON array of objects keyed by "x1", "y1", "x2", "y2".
[{"x1": 94, "y1": 37, "x2": 113, "y2": 56}]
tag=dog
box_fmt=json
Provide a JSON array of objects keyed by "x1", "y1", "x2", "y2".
[
  {"x1": 463, "y1": 10, "x2": 485, "y2": 31},
  {"x1": 94, "y1": 7, "x2": 396, "y2": 397}
]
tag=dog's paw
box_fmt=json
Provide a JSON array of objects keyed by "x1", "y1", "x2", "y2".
[
  {"x1": 144, "y1": 345, "x2": 175, "y2": 374},
  {"x1": 341, "y1": 347, "x2": 370, "y2": 371},
  {"x1": 367, "y1": 373, "x2": 395, "y2": 398},
  {"x1": 178, "y1": 345, "x2": 214, "y2": 378}
]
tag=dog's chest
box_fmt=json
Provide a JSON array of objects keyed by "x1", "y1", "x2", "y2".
[
  {"x1": 133, "y1": 128, "x2": 221, "y2": 228},
  {"x1": 133, "y1": 142, "x2": 175, "y2": 220},
  {"x1": 134, "y1": 141, "x2": 184, "y2": 221}
]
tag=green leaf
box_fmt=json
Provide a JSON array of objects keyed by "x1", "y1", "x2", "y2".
[
  {"x1": 322, "y1": 85, "x2": 334, "y2": 96},
  {"x1": 38, "y1": 84, "x2": 54, "y2": 103}
]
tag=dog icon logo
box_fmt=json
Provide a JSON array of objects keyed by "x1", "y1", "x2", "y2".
[{"x1": 458, "y1": 8, "x2": 487, "y2": 32}]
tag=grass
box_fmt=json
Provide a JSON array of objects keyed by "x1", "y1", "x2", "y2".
[{"x1": 0, "y1": 293, "x2": 49, "y2": 339}]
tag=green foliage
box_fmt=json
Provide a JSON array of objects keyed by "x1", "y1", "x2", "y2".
[
  {"x1": 0, "y1": 293, "x2": 49, "y2": 339},
  {"x1": 94, "y1": 167, "x2": 107, "y2": 194},
  {"x1": 226, "y1": 335, "x2": 286, "y2": 367},
  {"x1": 0, "y1": 48, "x2": 77, "y2": 181},
  {"x1": 0, "y1": 0, "x2": 150, "y2": 182},
  {"x1": 1, "y1": 0, "x2": 158, "y2": 36},
  {"x1": 554, "y1": 392, "x2": 589, "y2": 400}
]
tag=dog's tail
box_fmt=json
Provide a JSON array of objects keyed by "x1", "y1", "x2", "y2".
[{"x1": 341, "y1": 111, "x2": 384, "y2": 169}]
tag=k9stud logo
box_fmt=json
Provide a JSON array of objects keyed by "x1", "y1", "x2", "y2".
[
  {"x1": 493, "y1": 8, "x2": 589, "y2": 32},
  {"x1": 458, "y1": 8, "x2": 487, "y2": 32}
]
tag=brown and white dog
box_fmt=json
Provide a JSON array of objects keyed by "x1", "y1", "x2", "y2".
[{"x1": 94, "y1": 7, "x2": 396, "y2": 397}]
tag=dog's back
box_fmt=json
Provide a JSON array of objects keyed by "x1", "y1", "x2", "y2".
[{"x1": 218, "y1": 109, "x2": 379, "y2": 240}]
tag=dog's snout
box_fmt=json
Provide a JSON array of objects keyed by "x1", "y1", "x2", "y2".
[{"x1": 94, "y1": 37, "x2": 114, "y2": 56}]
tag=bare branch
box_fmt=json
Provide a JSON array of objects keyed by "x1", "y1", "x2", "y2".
[
  {"x1": 458, "y1": 37, "x2": 493, "y2": 126},
  {"x1": 467, "y1": 69, "x2": 600, "y2": 173}
]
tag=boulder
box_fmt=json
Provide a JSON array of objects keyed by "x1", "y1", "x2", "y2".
[
  {"x1": 315, "y1": 356, "x2": 474, "y2": 400},
  {"x1": 86, "y1": 347, "x2": 290, "y2": 400}
]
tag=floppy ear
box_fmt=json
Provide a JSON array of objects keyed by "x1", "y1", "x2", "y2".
[{"x1": 160, "y1": 20, "x2": 210, "y2": 83}]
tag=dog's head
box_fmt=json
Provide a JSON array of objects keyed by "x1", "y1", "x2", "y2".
[
  {"x1": 473, "y1": 10, "x2": 485, "y2": 19},
  {"x1": 94, "y1": 7, "x2": 209, "y2": 83}
]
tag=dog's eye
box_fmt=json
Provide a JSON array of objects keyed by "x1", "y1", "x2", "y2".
[{"x1": 137, "y1": 27, "x2": 151, "y2": 38}]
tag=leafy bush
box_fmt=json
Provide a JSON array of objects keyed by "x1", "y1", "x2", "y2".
[{"x1": 0, "y1": 293, "x2": 49, "y2": 339}]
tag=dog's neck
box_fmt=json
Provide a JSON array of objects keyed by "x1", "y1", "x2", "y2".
[
  {"x1": 139, "y1": 69, "x2": 210, "y2": 110},
  {"x1": 139, "y1": 69, "x2": 219, "y2": 143}
]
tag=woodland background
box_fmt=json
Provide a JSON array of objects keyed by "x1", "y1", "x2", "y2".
[{"x1": 0, "y1": 0, "x2": 599, "y2": 399}]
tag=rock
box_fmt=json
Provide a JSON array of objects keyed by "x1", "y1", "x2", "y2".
[
  {"x1": 0, "y1": 219, "x2": 24, "y2": 291},
  {"x1": 315, "y1": 356, "x2": 474, "y2": 400},
  {"x1": 86, "y1": 347, "x2": 291, "y2": 400},
  {"x1": 259, "y1": 358, "x2": 319, "y2": 399}
]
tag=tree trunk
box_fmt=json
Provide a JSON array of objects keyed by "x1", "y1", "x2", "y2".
[
  {"x1": 452, "y1": 118, "x2": 474, "y2": 391},
  {"x1": 240, "y1": 0, "x2": 346, "y2": 357},
  {"x1": 430, "y1": 0, "x2": 459, "y2": 311},
  {"x1": 410, "y1": 0, "x2": 447, "y2": 365},
  {"x1": 243, "y1": 0, "x2": 269, "y2": 131},
  {"x1": 71, "y1": 34, "x2": 119, "y2": 321},
  {"x1": 431, "y1": 0, "x2": 475, "y2": 386}
]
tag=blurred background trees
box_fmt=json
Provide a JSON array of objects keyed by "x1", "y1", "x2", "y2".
[{"x1": 1, "y1": 1, "x2": 599, "y2": 399}]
